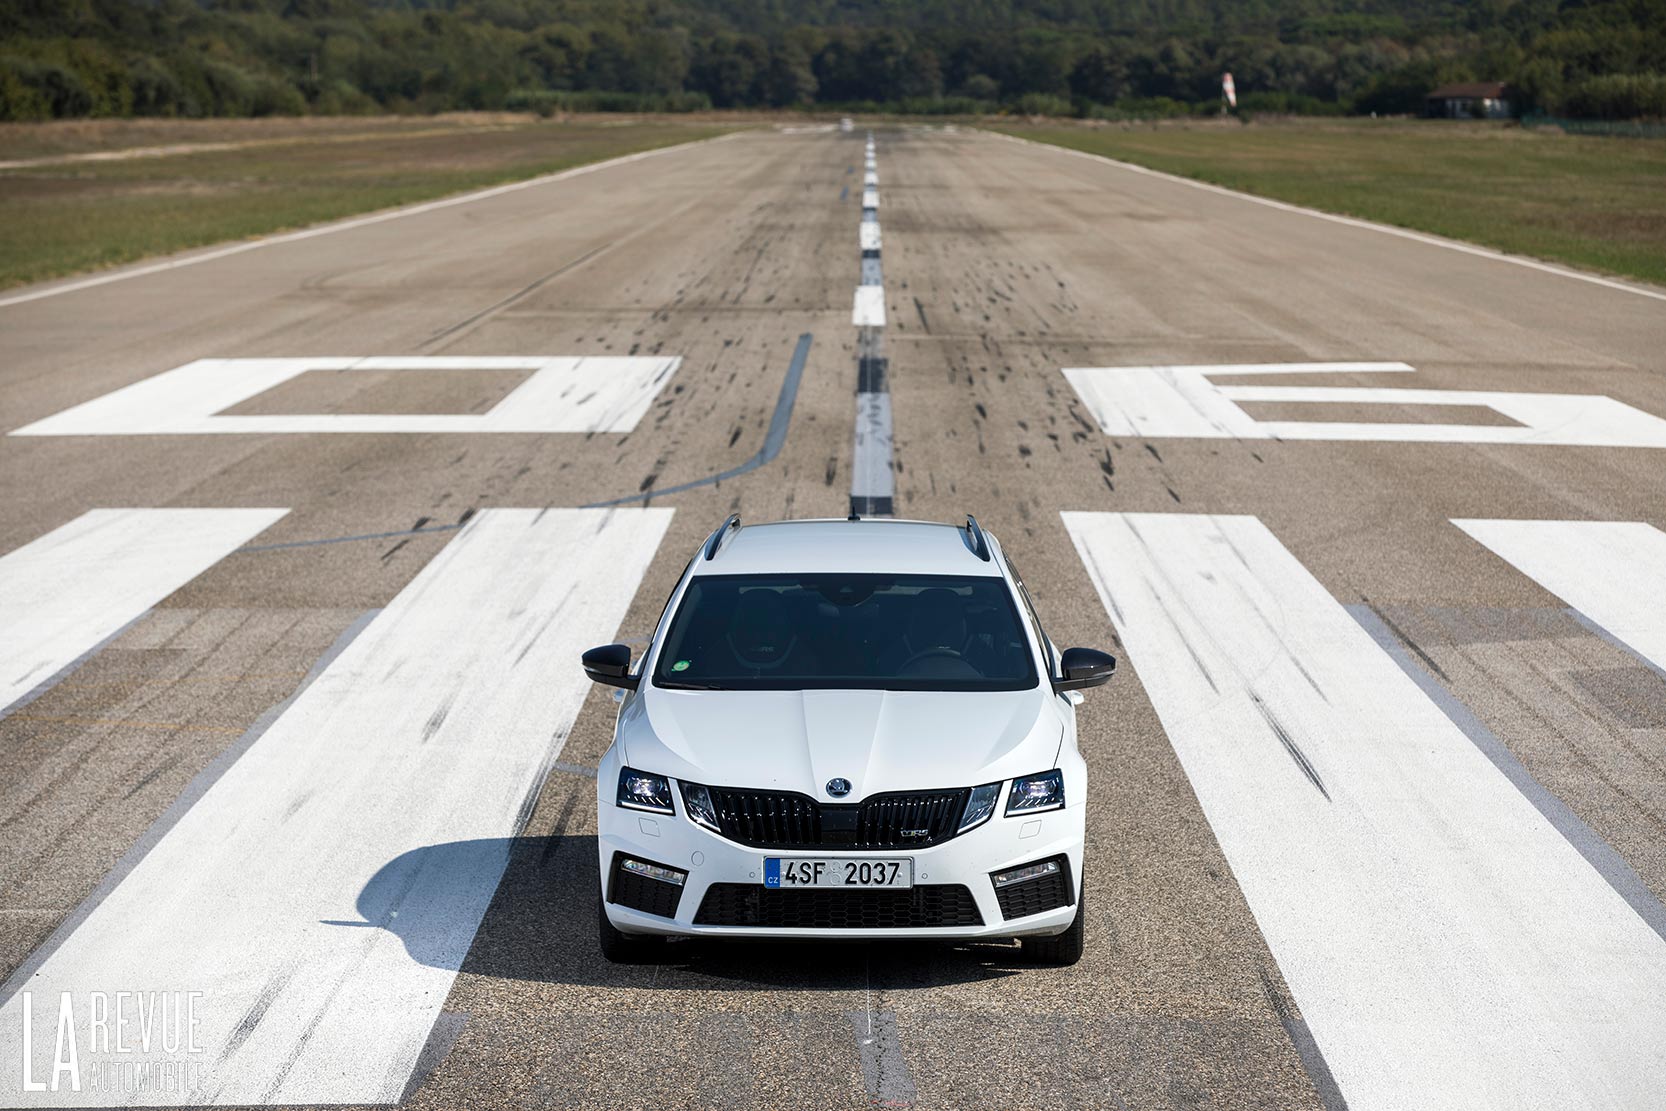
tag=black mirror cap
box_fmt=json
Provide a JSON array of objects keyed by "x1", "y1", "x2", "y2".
[
  {"x1": 582, "y1": 643, "x2": 638, "y2": 690},
  {"x1": 1054, "y1": 647, "x2": 1116, "y2": 693}
]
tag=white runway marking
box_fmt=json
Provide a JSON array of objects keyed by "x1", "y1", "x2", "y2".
[
  {"x1": 0, "y1": 508, "x2": 673, "y2": 1106},
  {"x1": 1062, "y1": 511, "x2": 1666, "y2": 1111},
  {"x1": 1454, "y1": 519, "x2": 1666, "y2": 671},
  {"x1": 853, "y1": 286, "x2": 887, "y2": 327},
  {"x1": 11, "y1": 356, "x2": 680, "y2": 436},
  {"x1": 1063, "y1": 361, "x2": 1666, "y2": 447},
  {"x1": 851, "y1": 393, "x2": 895, "y2": 508},
  {"x1": 0, "y1": 508, "x2": 287, "y2": 713},
  {"x1": 849, "y1": 134, "x2": 893, "y2": 518}
]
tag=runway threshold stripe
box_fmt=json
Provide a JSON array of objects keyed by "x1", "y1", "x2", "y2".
[
  {"x1": 1062, "y1": 511, "x2": 1666, "y2": 1111},
  {"x1": 1062, "y1": 361, "x2": 1666, "y2": 447},
  {"x1": 1453, "y1": 519, "x2": 1666, "y2": 672},
  {"x1": 11, "y1": 356, "x2": 681, "y2": 437},
  {"x1": 0, "y1": 508, "x2": 288, "y2": 714},
  {"x1": 0, "y1": 508, "x2": 673, "y2": 1107}
]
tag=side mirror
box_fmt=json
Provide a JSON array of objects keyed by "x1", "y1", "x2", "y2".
[
  {"x1": 582, "y1": 643, "x2": 638, "y2": 691},
  {"x1": 1053, "y1": 647, "x2": 1116, "y2": 694}
]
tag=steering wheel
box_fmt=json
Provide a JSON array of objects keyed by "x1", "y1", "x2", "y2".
[{"x1": 897, "y1": 646, "x2": 978, "y2": 677}]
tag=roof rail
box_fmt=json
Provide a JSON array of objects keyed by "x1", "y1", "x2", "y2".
[
  {"x1": 702, "y1": 513, "x2": 741, "y2": 560},
  {"x1": 964, "y1": 514, "x2": 991, "y2": 561}
]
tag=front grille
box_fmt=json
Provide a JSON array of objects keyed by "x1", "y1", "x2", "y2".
[
  {"x1": 608, "y1": 854, "x2": 683, "y2": 918},
  {"x1": 694, "y1": 884, "x2": 983, "y2": 929},
  {"x1": 703, "y1": 785, "x2": 971, "y2": 850},
  {"x1": 993, "y1": 855, "x2": 1074, "y2": 921}
]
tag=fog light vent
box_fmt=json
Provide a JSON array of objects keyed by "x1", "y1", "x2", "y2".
[
  {"x1": 610, "y1": 854, "x2": 687, "y2": 918},
  {"x1": 991, "y1": 855, "x2": 1073, "y2": 920}
]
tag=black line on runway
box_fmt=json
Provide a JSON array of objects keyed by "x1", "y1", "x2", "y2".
[
  {"x1": 857, "y1": 355, "x2": 888, "y2": 393},
  {"x1": 1567, "y1": 607, "x2": 1666, "y2": 683},
  {"x1": 581, "y1": 332, "x2": 814, "y2": 508},
  {"x1": 1350, "y1": 603, "x2": 1666, "y2": 946},
  {"x1": 236, "y1": 523, "x2": 464, "y2": 554},
  {"x1": 0, "y1": 611, "x2": 150, "y2": 722},
  {"x1": 225, "y1": 335, "x2": 809, "y2": 551},
  {"x1": 0, "y1": 609, "x2": 380, "y2": 1008},
  {"x1": 1259, "y1": 966, "x2": 1350, "y2": 1111},
  {"x1": 1362, "y1": 598, "x2": 1449, "y2": 681},
  {"x1": 419, "y1": 242, "x2": 612, "y2": 349},
  {"x1": 1250, "y1": 692, "x2": 1331, "y2": 801}
]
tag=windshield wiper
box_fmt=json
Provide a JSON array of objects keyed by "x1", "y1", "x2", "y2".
[{"x1": 656, "y1": 681, "x2": 734, "y2": 691}]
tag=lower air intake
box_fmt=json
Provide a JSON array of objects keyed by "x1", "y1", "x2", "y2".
[
  {"x1": 993, "y1": 855, "x2": 1074, "y2": 921},
  {"x1": 694, "y1": 884, "x2": 983, "y2": 929},
  {"x1": 608, "y1": 855, "x2": 683, "y2": 919}
]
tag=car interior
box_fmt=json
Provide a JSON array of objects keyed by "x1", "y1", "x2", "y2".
[{"x1": 655, "y1": 575, "x2": 1038, "y2": 689}]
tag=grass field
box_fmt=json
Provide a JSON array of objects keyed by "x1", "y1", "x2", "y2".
[
  {"x1": 990, "y1": 117, "x2": 1666, "y2": 287},
  {"x1": 0, "y1": 115, "x2": 743, "y2": 291}
]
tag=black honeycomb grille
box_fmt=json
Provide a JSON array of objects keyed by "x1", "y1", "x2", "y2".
[
  {"x1": 694, "y1": 884, "x2": 983, "y2": 929},
  {"x1": 703, "y1": 785, "x2": 970, "y2": 850}
]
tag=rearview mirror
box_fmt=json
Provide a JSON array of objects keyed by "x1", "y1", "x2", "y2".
[
  {"x1": 582, "y1": 643, "x2": 638, "y2": 691},
  {"x1": 1053, "y1": 647, "x2": 1116, "y2": 694}
]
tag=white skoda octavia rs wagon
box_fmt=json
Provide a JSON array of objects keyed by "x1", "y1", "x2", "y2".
[{"x1": 582, "y1": 514, "x2": 1115, "y2": 965}]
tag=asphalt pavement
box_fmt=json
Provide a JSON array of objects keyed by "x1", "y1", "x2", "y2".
[{"x1": 2, "y1": 124, "x2": 1664, "y2": 1111}]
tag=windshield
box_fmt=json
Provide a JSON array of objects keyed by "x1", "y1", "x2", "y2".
[{"x1": 652, "y1": 573, "x2": 1039, "y2": 692}]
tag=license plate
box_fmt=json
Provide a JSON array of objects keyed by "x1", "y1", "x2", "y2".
[{"x1": 764, "y1": 858, "x2": 913, "y2": 889}]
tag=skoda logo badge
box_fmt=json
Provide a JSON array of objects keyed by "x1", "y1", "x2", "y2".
[{"x1": 826, "y1": 778, "x2": 852, "y2": 798}]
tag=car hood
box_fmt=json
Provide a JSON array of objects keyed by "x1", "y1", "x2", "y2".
[{"x1": 620, "y1": 685, "x2": 1060, "y2": 800}]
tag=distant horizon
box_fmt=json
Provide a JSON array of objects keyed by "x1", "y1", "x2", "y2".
[{"x1": 2, "y1": 0, "x2": 1663, "y2": 122}]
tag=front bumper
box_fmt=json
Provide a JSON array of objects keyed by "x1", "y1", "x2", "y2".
[{"x1": 597, "y1": 781, "x2": 1085, "y2": 940}]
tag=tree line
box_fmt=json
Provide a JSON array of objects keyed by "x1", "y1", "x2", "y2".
[{"x1": 2, "y1": 0, "x2": 1663, "y2": 122}]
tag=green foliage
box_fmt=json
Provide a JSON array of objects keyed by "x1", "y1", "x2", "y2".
[
  {"x1": 1564, "y1": 73, "x2": 1666, "y2": 119},
  {"x1": 1, "y1": 0, "x2": 1663, "y2": 121}
]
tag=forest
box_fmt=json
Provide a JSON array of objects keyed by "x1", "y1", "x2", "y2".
[{"x1": 2, "y1": 0, "x2": 1663, "y2": 121}]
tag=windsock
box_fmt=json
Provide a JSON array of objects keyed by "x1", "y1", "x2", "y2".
[{"x1": 1222, "y1": 72, "x2": 1237, "y2": 108}]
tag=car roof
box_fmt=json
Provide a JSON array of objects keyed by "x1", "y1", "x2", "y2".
[{"x1": 697, "y1": 518, "x2": 1006, "y2": 577}]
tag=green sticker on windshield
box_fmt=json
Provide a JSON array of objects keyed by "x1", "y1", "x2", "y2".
[{"x1": 672, "y1": 659, "x2": 691, "y2": 672}]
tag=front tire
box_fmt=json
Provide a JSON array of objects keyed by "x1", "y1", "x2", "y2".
[
  {"x1": 597, "y1": 882, "x2": 665, "y2": 964},
  {"x1": 1020, "y1": 882, "x2": 1085, "y2": 966}
]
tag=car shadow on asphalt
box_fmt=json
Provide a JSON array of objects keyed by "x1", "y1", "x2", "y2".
[{"x1": 339, "y1": 835, "x2": 1028, "y2": 989}]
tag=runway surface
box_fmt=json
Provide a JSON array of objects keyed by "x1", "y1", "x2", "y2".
[{"x1": 2, "y1": 123, "x2": 1664, "y2": 1110}]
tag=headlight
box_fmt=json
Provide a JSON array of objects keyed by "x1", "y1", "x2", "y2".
[
  {"x1": 1006, "y1": 769, "x2": 1064, "y2": 816},
  {"x1": 679, "y1": 782, "x2": 721, "y2": 832},
  {"x1": 617, "y1": 767, "x2": 674, "y2": 814},
  {"x1": 959, "y1": 783, "x2": 1001, "y2": 831}
]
